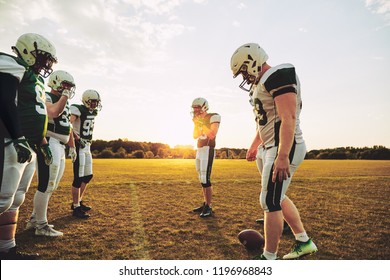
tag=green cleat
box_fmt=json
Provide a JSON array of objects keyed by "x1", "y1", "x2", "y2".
[{"x1": 283, "y1": 239, "x2": 318, "y2": 259}]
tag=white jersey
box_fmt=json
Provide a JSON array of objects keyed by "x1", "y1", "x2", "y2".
[{"x1": 250, "y1": 63, "x2": 304, "y2": 148}]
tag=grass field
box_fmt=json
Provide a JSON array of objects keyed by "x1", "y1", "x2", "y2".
[{"x1": 14, "y1": 159, "x2": 390, "y2": 260}]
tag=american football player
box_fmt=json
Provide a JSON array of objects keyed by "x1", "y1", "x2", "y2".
[
  {"x1": 191, "y1": 97, "x2": 221, "y2": 218},
  {"x1": 69, "y1": 89, "x2": 101, "y2": 218},
  {"x1": 0, "y1": 33, "x2": 57, "y2": 259},
  {"x1": 231, "y1": 43, "x2": 317, "y2": 260},
  {"x1": 26, "y1": 70, "x2": 77, "y2": 236}
]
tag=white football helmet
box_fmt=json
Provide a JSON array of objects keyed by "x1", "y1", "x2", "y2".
[
  {"x1": 12, "y1": 33, "x2": 57, "y2": 78},
  {"x1": 191, "y1": 97, "x2": 209, "y2": 117},
  {"x1": 48, "y1": 70, "x2": 76, "y2": 99},
  {"x1": 230, "y1": 43, "x2": 268, "y2": 91},
  {"x1": 82, "y1": 89, "x2": 102, "y2": 111}
]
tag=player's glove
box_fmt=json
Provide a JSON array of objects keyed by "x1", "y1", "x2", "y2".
[
  {"x1": 69, "y1": 147, "x2": 77, "y2": 162},
  {"x1": 40, "y1": 143, "x2": 53, "y2": 165},
  {"x1": 61, "y1": 89, "x2": 70, "y2": 98},
  {"x1": 13, "y1": 137, "x2": 32, "y2": 163},
  {"x1": 61, "y1": 89, "x2": 75, "y2": 99},
  {"x1": 193, "y1": 118, "x2": 205, "y2": 128},
  {"x1": 78, "y1": 138, "x2": 88, "y2": 149}
]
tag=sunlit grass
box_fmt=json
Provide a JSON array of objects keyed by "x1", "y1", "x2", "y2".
[{"x1": 15, "y1": 159, "x2": 390, "y2": 260}]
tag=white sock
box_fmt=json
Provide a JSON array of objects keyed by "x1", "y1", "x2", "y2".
[
  {"x1": 295, "y1": 232, "x2": 309, "y2": 242},
  {"x1": 262, "y1": 250, "x2": 277, "y2": 260},
  {"x1": 0, "y1": 239, "x2": 16, "y2": 252},
  {"x1": 33, "y1": 191, "x2": 50, "y2": 226}
]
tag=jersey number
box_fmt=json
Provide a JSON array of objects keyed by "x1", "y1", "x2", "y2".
[
  {"x1": 82, "y1": 118, "x2": 94, "y2": 137},
  {"x1": 35, "y1": 84, "x2": 46, "y2": 115},
  {"x1": 253, "y1": 98, "x2": 268, "y2": 126}
]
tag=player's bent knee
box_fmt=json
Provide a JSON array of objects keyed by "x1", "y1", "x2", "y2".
[
  {"x1": 72, "y1": 178, "x2": 83, "y2": 188},
  {"x1": 0, "y1": 193, "x2": 13, "y2": 214},
  {"x1": 9, "y1": 192, "x2": 26, "y2": 211},
  {"x1": 83, "y1": 174, "x2": 93, "y2": 184}
]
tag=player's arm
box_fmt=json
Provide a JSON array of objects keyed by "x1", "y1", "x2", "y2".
[
  {"x1": 247, "y1": 129, "x2": 262, "y2": 161},
  {"x1": 67, "y1": 128, "x2": 77, "y2": 162},
  {"x1": 273, "y1": 92, "x2": 297, "y2": 182},
  {"x1": 46, "y1": 95, "x2": 69, "y2": 118},
  {"x1": 201, "y1": 122, "x2": 220, "y2": 140},
  {"x1": 192, "y1": 117, "x2": 203, "y2": 139},
  {"x1": 0, "y1": 73, "x2": 23, "y2": 139},
  {"x1": 68, "y1": 127, "x2": 76, "y2": 148}
]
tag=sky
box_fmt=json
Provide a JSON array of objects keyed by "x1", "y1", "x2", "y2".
[{"x1": 1, "y1": 0, "x2": 389, "y2": 150}]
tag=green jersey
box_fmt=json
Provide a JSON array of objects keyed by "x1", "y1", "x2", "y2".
[
  {"x1": 0, "y1": 53, "x2": 47, "y2": 145},
  {"x1": 70, "y1": 104, "x2": 98, "y2": 141},
  {"x1": 46, "y1": 92, "x2": 71, "y2": 143}
]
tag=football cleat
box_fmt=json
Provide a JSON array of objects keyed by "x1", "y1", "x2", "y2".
[
  {"x1": 71, "y1": 201, "x2": 91, "y2": 212},
  {"x1": 283, "y1": 239, "x2": 318, "y2": 259},
  {"x1": 72, "y1": 206, "x2": 90, "y2": 218},
  {"x1": 0, "y1": 247, "x2": 39, "y2": 260},
  {"x1": 35, "y1": 225, "x2": 63, "y2": 237},
  {"x1": 253, "y1": 254, "x2": 278, "y2": 260},
  {"x1": 192, "y1": 203, "x2": 205, "y2": 213},
  {"x1": 200, "y1": 204, "x2": 212, "y2": 218},
  {"x1": 26, "y1": 218, "x2": 54, "y2": 230}
]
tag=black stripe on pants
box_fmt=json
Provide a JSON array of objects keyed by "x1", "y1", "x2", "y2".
[{"x1": 202, "y1": 147, "x2": 214, "y2": 188}]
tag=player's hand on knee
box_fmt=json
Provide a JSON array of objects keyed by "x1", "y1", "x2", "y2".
[
  {"x1": 40, "y1": 143, "x2": 53, "y2": 165},
  {"x1": 13, "y1": 137, "x2": 32, "y2": 163}
]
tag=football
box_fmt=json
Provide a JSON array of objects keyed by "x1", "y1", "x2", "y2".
[{"x1": 237, "y1": 229, "x2": 264, "y2": 251}]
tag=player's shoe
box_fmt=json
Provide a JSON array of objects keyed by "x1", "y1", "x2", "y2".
[
  {"x1": 73, "y1": 206, "x2": 90, "y2": 218},
  {"x1": 0, "y1": 246, "x2": 39, "y2": 260},
  {"x1": 200, "y1": 204, "x2": 212, "y2": 218},
  {"x1": 35, "y1": 225, "x2": 63, "y2": 237},
  {"x1": 70, "y1": 201, "x2": 91, "y2": 212},
  {"x1": 26, "y1": 218, "x2": 54, "y2": 230},
  {"x1": 253, "y1": 254, "x2": 278, "y2": 260},
  {"x1": 80, "y1": 201, "x2": 91, "y2": 211},
  {"x1": 192, "y1": 203, "x2": 205, "y2": 213},
  {"x1": 282, "y1": 239, "x2": 318, "y2": 259},
  {"x1": 255, "y1": 218, "x2": 292, "y2": 234}
]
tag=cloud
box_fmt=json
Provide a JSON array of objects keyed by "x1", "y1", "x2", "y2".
[
  {"x1": 232, "y1": 20, "x2": 240, "y2": 27},
  {"x1": 298, "y1": 27, "x2": 308, "y2": 33},
  {"x1": 0, "y1": 0, "x2": 195, "y2": 74},
  {"x1": 365, "y1": 0, "x2": 390, "y2": 22},
  {"x1": 237, "y1": 2, "x2": 247, "y2": 9}
]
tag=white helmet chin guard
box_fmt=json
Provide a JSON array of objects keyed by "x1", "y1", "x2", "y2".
[
  {"x1": 48, "y1": 70, "x2": 76, "y2": 99},
  {"x1": 230, "y1": 43, "x2": 268, "y2": 91},
  {"x1": 12, "y1": 33, "x2": 57, "y2": 78},
  {"x1": 191, "y1": 97, "x2": 209, "y2": 117},
  {"x1": 82, "y1": 89, "x2": 102, "y2": 111}
]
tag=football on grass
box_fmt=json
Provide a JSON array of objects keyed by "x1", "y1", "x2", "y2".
[{"x1": 237, "y1": 229, "x2": 264, "y2": 250}]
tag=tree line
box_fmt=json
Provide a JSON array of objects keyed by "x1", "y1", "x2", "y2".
[{"x1": 88, "y1": 139, "x2": 390, "y2": 160}]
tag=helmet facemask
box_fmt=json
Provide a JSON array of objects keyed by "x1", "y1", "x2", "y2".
[
  {"x1": 233, "y1": 63, "x2": 260, "y2": 92},
  {"x1": 85, "y1": 99, "x2": 102, "y2": 111},
  {"x1": 32, "y1": 47, "x2": 57, "y2": 78},
  {"x1": 191, "y1": 106, "x2": 205, "y2": 118},
  {"x1": 58, "y1": 81, "x2": 76, "y2": 99},
  {"x1": 82, "y1": 90, "x2": 102, "y2": 112},
  {"x1": 191, "y1": 98, "x2": 209, "y2": 118}
]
